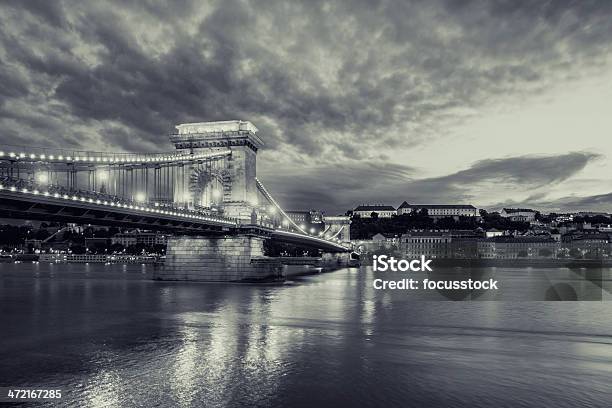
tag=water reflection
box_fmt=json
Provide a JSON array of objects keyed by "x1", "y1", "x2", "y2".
[{"x1": 0, "y1": 264, "x2": 611, "y2": 407}]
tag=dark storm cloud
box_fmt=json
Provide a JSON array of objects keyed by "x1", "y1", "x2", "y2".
[
  {"x1": 259, "y1": 160, "x2": 415, "y2": 213},
  {"x1": 426, "y1": 152, "x2": 600, "y2": 186},
  {"x1": 262, "y1": 152, "x2": 600, "y2": 213},
  {"x1": 493, "y1": 192, "x2": 612, "y2": 213},
  {"x1": 2, "y1": 0, "x2": 612, "y2": 155},
  {"x1": 1, "y1": 0, "x2": 612, "y2": 210},
  {"x1": 549, "y1": 192, "x2": 612, "y2": 212}
]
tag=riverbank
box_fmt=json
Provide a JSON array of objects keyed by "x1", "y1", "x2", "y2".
[
  {"x1": 0, "y1": 253, "x2": 159, "y2": 264},
  {"x1": 430, "y1": 258, "x2": 612, "y2": 268}
]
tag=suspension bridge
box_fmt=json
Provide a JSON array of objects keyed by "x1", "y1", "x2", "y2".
[{"x1": 0, "y1": 120, "x2": 352, "y2": 281}]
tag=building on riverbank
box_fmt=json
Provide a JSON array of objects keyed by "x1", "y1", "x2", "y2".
[
  {"x1": 401, "y1": 230, "x2": 453, "y2": 259},
  {"x1": 38, "y1": 253, "x2": 158, "y2": 263},
  {"x1": 397, "y1": 202, "x2": 479, "y2": 219},
  {"x1": 477, "y1": 236, "x2": 559, "y2": 259},
  {"x1": 560, "y1": 231, "x2": 610, "y2": 258},
  {"x1": 285, "y1": 210, "x2": 324, "y2": 234},
  {"x1": 500, "y1": 208, "x2": 537, "y2": 223},
  {"x1": 111, "y1": 231, "x2": 168, "y2": 247},
  {"x1": 353, "y1": 205, "x2": 397, "y2": 218},
  {"x1": 372, "y1": 233, "x2": 400, "y2": 246}
]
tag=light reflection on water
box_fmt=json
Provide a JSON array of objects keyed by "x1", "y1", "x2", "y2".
[{"x1": 0, "y1": 263, "x2": 611, "y2": 407}]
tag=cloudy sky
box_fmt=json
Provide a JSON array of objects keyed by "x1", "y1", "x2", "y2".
[{"x1": 1, "y1": 0, "x2": 612, "y2": 214}]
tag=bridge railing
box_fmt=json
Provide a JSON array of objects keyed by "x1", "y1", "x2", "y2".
[
  {"x1": 0, "y1": 176, "x2": 239, "y2": 226},
  {"x1": 255, "y1": 178, "x2": 307, "y2": 234},
  {"x1": 254, "y1": 177, "x2": 352, "y2": 250},
  {"x1": 0, "y1": 146, "x2": 232, "y2": 166}
]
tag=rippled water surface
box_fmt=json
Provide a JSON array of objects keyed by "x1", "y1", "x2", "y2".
[{"x1": 1, "y1": 263, "x2": 611, "y2": 407}]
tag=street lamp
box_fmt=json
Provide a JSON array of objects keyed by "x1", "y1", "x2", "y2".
[
  {"x1": 36, "y1": 172, "x2": 48, "y2": 184},
  {"x1": 135, "y1": 192, "x2": 146, "y2": 202}
]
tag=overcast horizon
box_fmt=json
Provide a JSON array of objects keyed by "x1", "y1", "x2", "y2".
[{"x1": 2, "y1": 1, "x2": 612, "y2": 215}]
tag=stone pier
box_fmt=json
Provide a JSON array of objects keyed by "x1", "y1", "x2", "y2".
[
  {"x1": 321, "y1": 252, "x2": 353, "y2": 269},
  {"x1": 155, "y1": 235, "x2": 282, "y2": 282}
]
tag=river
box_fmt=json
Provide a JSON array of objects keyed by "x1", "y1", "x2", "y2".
[{"x1": 1, "y1": 263, "x2": 611, "y2": 407}]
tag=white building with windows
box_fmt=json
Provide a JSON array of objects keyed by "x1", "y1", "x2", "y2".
[
  {"x1": 397, "y1": 202, "x2": 478, "y2": 219},
  {"x1": 353, "y1": 205, "x2": 396, "y2": 218},
  {"x1": 500, "y1": 208, "x2": 537, "y2": 222}
]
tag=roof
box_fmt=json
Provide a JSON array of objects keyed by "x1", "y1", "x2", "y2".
[
  {"x1": 402, "y1": 230, "x2": 451, "y2": 237},
  {"x1": 400, "y1": 204, "x2": 476, "y2": 209},
  {"x1": 487, "y1": 236, "x2": 556, "y2": 243},
  {"x1": 175, "y1": 120, "x2": 258, "y2": 134},
  {"x1": 563, "y1": 232, "x2": 609, "y2": 241},
  {"x1": 354, "y1": 205, "x2": 396, "y2": 211},
  {"x1": 450, "y1": 230, "x2": 481, "y2": 237},
  {"x1": 502, "y1": 208, "x2": 536, "y2": 213}
]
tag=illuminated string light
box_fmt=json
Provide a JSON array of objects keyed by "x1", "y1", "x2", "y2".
[
  {"x1": 0, "y1": 151, "x2": 348, "y2": 245},
  {"x1": 0, "y1": 149, "x2": 231, "y2": 166}
]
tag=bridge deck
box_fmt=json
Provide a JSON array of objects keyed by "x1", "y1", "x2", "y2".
[
  {"x1": 238, "y1": 224, "x2": 350, "y2": 252},
  {"x1": 250, "y1": 256, "x2": 322, "y2": 266},
  {"x1": 0, "y1": 188, "x2": 350, "y2": 252},
  {"x1": 0, "y1": 187, "x2": 235, "y2": 232}
]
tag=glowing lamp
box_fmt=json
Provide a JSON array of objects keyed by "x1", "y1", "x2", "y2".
[{"x1": 36, "y1": 173, "x2": 49, "y2": 184}]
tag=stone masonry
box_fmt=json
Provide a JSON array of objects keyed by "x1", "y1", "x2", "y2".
[{"x1": 156, "y1": 235, "x2": 282, "y2": 281}]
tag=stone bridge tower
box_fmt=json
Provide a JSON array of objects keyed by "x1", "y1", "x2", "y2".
[
  {"x1": 169, "y1": 120, "x2": 263, "y2": 221},
  {"x1": 323, "y1": 215, "x2": 352, "y2": 242}
]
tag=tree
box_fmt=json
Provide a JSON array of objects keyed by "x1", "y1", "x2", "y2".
[
  {"x1": 71, "y1": 245, "x2": 86, "y2": 254},
  {"x1": 569, "y1": 248, "x2": 582, "y2": 259},
  {"x1": 517, "y1": 250, "x2": 528, "y2": 258},
  {"x1": 91, "y1": 242, "x2": 109, "y2": 254},
  {"x1": 34, "y1": 229, "x2": 50, "y2": 240},
  {"x1": 370, "y1": 212, "x2": 379, "y2": 219},
  {"x1": 436, "y1": 217, "x2": 457, "y2": 229},
  {"x1": 109, "y1": 243, "x2": 125, "y2": 253},
  {"x1": 126, "y1": 243, "x2": 149, "y2": 255}
]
